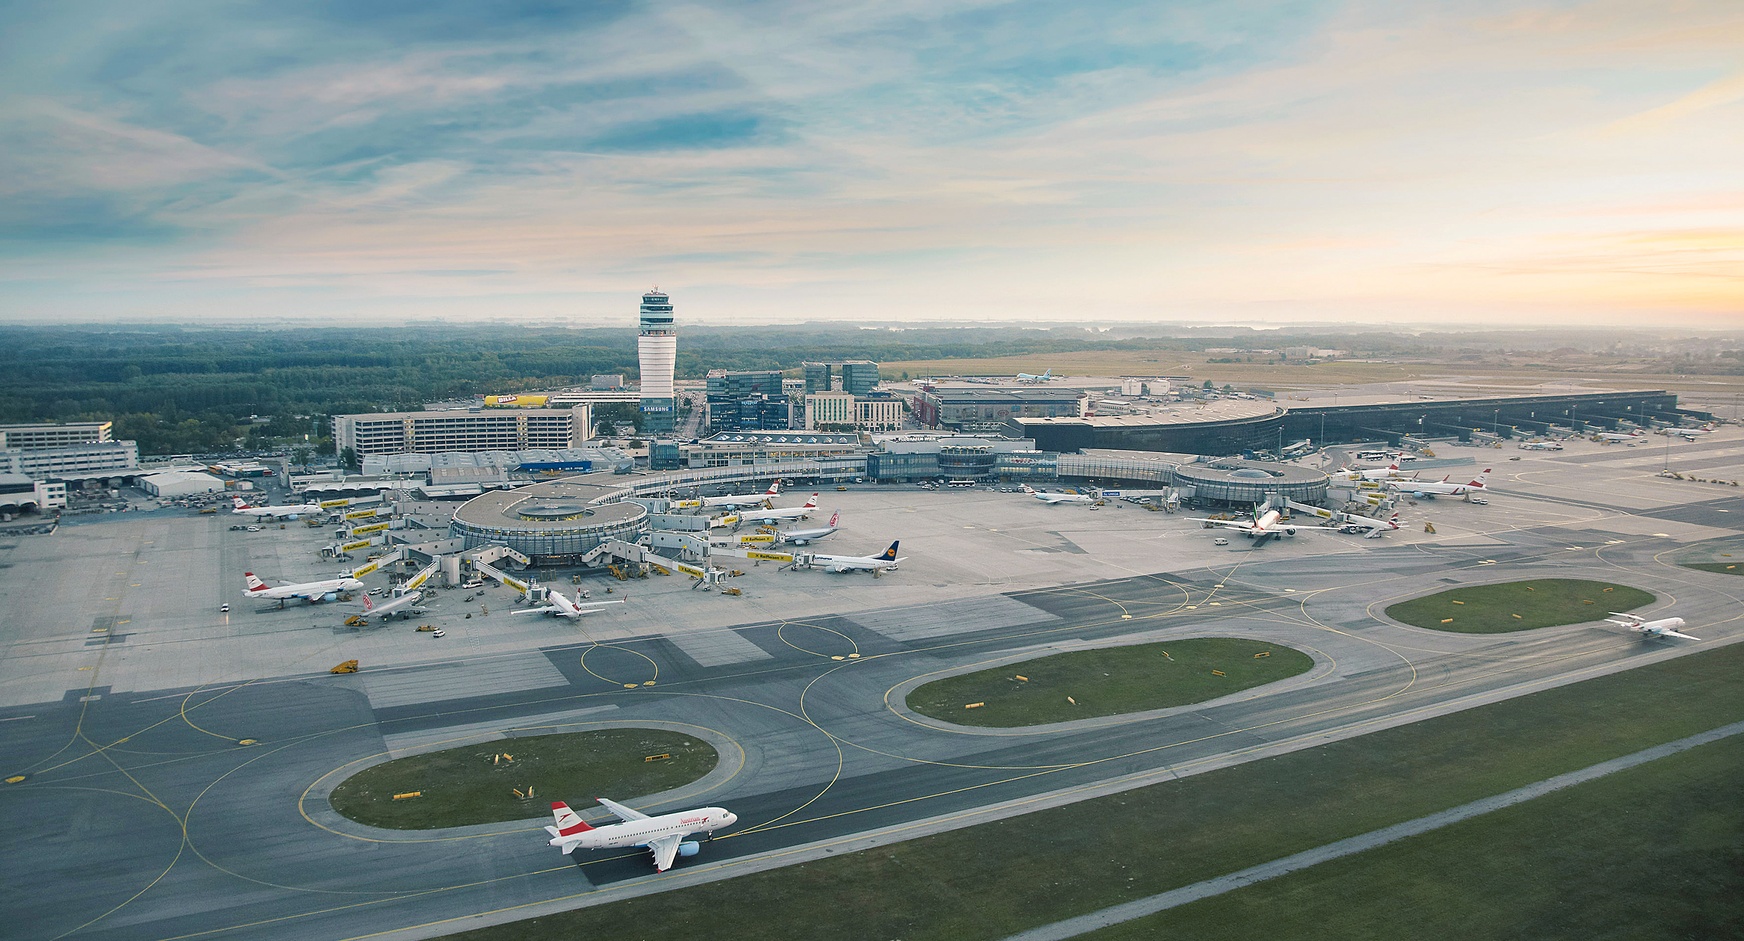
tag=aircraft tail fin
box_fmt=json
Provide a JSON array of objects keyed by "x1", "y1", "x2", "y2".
[
  {"x1": 244, "y1": 572, "x2": 269, "y2": 592},
  {"x1": 878, "y1": 541, "x2": 900, "y2": 561},
  {"x1": 827, "y1": 510, "x2": 839, "y2": 527},
  {"x1": 765, "y1": 481, "x2": 780, "y2": 496},
  {"x1": 1470, "y1": 469, "x2": 1491, "y2": 487},
  {"x1": 803, "y1": 493, "x2": 818, "y2": 509},
  {"x1": 551, "y1": 801, "x2": 593, "y2": 835},
  {"x1": 361, "y1": 594, "x2": 373, "y2": 612}
]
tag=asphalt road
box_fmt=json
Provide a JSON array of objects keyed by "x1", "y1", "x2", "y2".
[{"x1": 6, "y1": 432, "x2": 1744, "y2": 941}]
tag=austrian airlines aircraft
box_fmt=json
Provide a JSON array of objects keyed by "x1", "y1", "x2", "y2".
[
  {"x1": 701, "y1": 481, "x2": 782, "y2": 508},
  {"x1": 778, "y1": 511, "x2": 840, "y2": 545},
  {"x1": 243, "y1": 572, "x2": 363, "y2": 605},
  {"x1": 1604, "y1": 612, "x2": 1700, "y2": 641},
  {"x1": 739, "y1": 493, "x2": 819, "y2": 524},
  {"x1": 1189, "y1": 506, "x2": 1297, "y2": 545},
  {"x1": 232, "y1": 496, "x2": 324, "y2": 519},
  {"x1": 514, "y1": 589, "x2": 627, "y2": 619},
  {"x1": 546, "y1": 798, "x2": 737, "y2": 871},
  {"x1": 1389, "y1": 469, "x2": 1490, "y2": 498}
]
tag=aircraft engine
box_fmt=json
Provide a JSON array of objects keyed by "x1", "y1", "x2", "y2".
[
  {"x1": 1284, "y1": 526, "x2": 1297, "y2": 536},
  {"x1": 678, "y1": 841, "x2": 701, "y2": 858}
]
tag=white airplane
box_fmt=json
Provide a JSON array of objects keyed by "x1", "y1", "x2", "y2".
[
  {"x1": 1016, "y1": 368, "x2": 1055, "y2": 383},
  {"x1": 738, "y1": 493, "x2": 819, "y2": 524},
  {"x1": 778, "y1": 510, "x2": 840, "y2": 545},
  {"x1": 1189, "y1": 506, "x2": 1298, "y2": 545},
  {"x1": 243, "y1": 571, "x2": 363, "y2": 606},
  {"x1": 1518, "y1": 441, "x2": 1562, "y2": 451},
  {"x1": 546, "y1": 797, "x2": 737, "y2": 872},
  {"x1": 809, "y1": 540, "x2": 905, "y2": 574},
  {"x1": 1335, "y1": 511, "x2": 1401, "y2": 538},
  {"x1": 514, "y1": 588, "x2": 627, "y2": 619},
  {"x1": 356, "y1": 590, "x2": 427, "y2": 621},
  {"x1": 1604, "y1": 612, "x2": 1699, "y2": 641},
  {"x1": 1390, "y1": 469, "x2": 1490, "y2": 498},
  {"x1": 1596, "y1": 431, "x2": 1644, "y2": 442},
  {"x1": 231, "y1": 496, "x2": 324, "y2": 519},
  {"x1": 700, "y1": 481, "x2": 782, "y2": 508},
  {"x1": 1331, "y1": 460, "x2": 1414, "y2": 483},
  {"x1": 1022, "y1": 485, "x2": 1098, "y2": 505}
]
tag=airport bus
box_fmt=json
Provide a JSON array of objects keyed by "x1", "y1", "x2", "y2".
[{"x1": 946, "y1": 479, "x2": 977, "y2": 488}]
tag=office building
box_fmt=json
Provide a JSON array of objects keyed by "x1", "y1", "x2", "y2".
[
  {"x1": 332, "y1": 406, "x2": 592, "y2": 457},
  {"x1": 803, "y1": 361, "x2": 881, "y2": 396}
]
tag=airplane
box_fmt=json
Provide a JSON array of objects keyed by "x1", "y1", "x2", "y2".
[
  {"x1": 1016, "y1": 368, "x2": 1055, "y2": 383},
  {"x1": 514, "y1": 588, "x2": 627, "y2": 619},
  {"x1": 1022, "y1": 485, "x2": 1099, "y2": 505},
  {"x1": 808, "y1": 540, "x2": 905, "y2": 574},
  {"x1": 700, "y1": 481, "x2": 782, "y2": 508},
  {"x1": 1329, "y1": 460, "x2": 1414, "y2": 483},
  {"x1": 1389, "y1": 469, "x2": 1490, "y2": 498},
  {"x1": 1518, "y1": 441, "x2": 1563, "y2": 451},
  {"x1": 232, "y1": 496, "x2": 324, "y2": 519},
  {"x1": 1604, "y1": 612, "x2": 1699, "y2": 641},
  {"x1": 1188, "y1": 506, "x2": 1298, "y2": 546},
  {"x1": 738, "y1": 493, "x2": 819, "y2": 525},
  {"x1": 1595, "y1": 431, "x2": 1644, "y2": 443},
  {"x1": 243, "y1": 571, "x2": 363, "y2": 606},
  {"x1": 546, "y1": 797, "x2": 737, "y2": 872},
  {"x1": 778, "y1": 510, "x2": 840, "y2": 545},
  {"x1": 355, "y1": 590, "x2": 427, "y2": 621},
  {"x1": 1335, "y1": 511, "x2": 1401, "y2": 538}
]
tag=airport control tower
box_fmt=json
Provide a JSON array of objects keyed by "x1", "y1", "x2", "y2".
[{"x1": 637, "y1": 288, "x2": 677, "y2": 433}]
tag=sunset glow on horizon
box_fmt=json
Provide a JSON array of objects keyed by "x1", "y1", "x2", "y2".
[{"x1": 1, "y1": 1, "x2": 1740, "y2": 328}]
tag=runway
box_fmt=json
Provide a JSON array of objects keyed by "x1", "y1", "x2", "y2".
[{"x1": 5, "y1": 436, "x2": 1744, "y2": 940}]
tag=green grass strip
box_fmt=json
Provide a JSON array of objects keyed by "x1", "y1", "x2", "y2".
[
  {"x1": 1385, "y1": 578, "x2": 1654, "y2": 632},
  {"x1": 1680, "y1": 562, "x2": 1744, "y2": 578},
  {"x1": 330, "y1": 729, "x2": 716, "y2": 829},
  {"x1": 449, "y1": 644, "x2": 1744, "y2": 941},
  {"x1": 1092, "y1": 732, "x2": 1744, "y2": 941},
  {"x1": 906, "y1": 638, "x2": 1314, "y2": 727}
]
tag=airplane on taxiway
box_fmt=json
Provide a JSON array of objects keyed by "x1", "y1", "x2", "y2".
[
  {"x1": 1604, "y1": 612, "x2": 1700, "y2": 641},
  {"x1": 546, "y1": 798, "x2": 736, "y2": 871},
  {"x1": 1389, "y1": 469, "x2": 1490, "y2": 499},
  {"x1": 1022, "y1": 485, "x2": 1099, "y2": 505},
  {"x1": 738, "y1": 493, "x2": 819, "y2": 524}
]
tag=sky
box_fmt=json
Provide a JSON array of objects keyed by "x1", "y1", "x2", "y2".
[{"x1": 0, "y1": 0, "x2": 1740, "y2": 329}]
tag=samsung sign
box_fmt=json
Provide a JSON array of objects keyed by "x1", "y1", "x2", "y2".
[{"x1": 640, "y1": 405, "x2": 672, "y2": 412}]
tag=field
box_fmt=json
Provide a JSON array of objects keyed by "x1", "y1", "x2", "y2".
[
  {"x1": 450, "y1": 640, "x2": 1744, "y2": 941},
  {"x1": 1096, "y1": 733, "x2": 1743, "y2": 941},
  {"x1": 1384, "y1": 579, "x2": 1655, "y2": 633},
  {"x1": 1680, "y1": 562, "x2": 1744, "y2": 578},
  {"x1": 328, "y1": 729, "x2": 717, "y2": 829},
  {"x1": 905, "y1": 638, "x2": 1314, "y2": 727}
]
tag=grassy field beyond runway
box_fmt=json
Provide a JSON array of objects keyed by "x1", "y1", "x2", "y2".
[
  {"x1": 906, "y1": 638, "x2": 1314, "y2": 727},
  {"x1": 449, "y1": 645, "x2": 1744, "y2": 941},
  {"x1": 329, "y1": 729, "x2": 716, "y2": 829},
  {"x1": 1385, "y1": 578, "x2": 1654, "y2": 633}
]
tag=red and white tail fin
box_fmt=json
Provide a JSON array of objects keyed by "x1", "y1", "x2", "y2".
[
  {"x1": 765, "y1": 481, "x2": 780, "y2": 496},
  {"x1": 244, "y1": 572, "x2": 269, "y2": 593},
  {"x1": 1388, "y1": 513, "x2": 1401, "y2": 529},
  {"x1": 550, "y1": 801, "x2": 593, "y2": 836},
  {"x1": 1470, "y1": 469, "x2": 1491, "y2": 488},
  {"x1": 362, "y1": 594, "x2": 373, "y2": 612},
  {"x1": 803, "y1": 494, "x2": 818, "y2": 510},
  {"x1": 827, "y1": 511, "x2": 839, "y2": 527},
  {"x1": 232, "y1": 496, "x2": 253, "y2": 509}
]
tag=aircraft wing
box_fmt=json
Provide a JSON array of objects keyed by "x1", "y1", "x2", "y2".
[
  {"x1": 646, "y1": 834, "x2": 682, "y2": 872},
  {"x1": 1188, "y1": 518, "x2": 1248, "y2": 531},
  {"x1": 1651, "y1": 627, "x2": 1701, "y2": 641},
  {"x1": 596, "y1": 797, "x2": 649, "y2": 823},
  {"x1": 513, "y1": 605, "x2": 558, "y2": 616}
]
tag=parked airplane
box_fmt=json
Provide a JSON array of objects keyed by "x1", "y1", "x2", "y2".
[
  {"x1": 1330, "y1": 460, "x2": 1414, "y2": 483},
  {"x1": 1335, "y1": 511, "x2": 1401, "y2": 538},
  {"x1": 1016, "y1": 368, "x2": 1055, "y2": 383},
  {"x1": 700, "y1": 481, "x2": 781, "y2": 508},
  {"x1": 232, "y1": 496, "x2": 324, "y2": 519},
  {"x1": 1596, "y1": 431, "x2": 1644, "y2": 442},
  {"x1": 739, "y1": 493, "x2": 819, "y2": 524},
  {"x1": 1604, "y1": 612, "x2": 1699, "y2": 641},
  {"x1": 778, "y1": 510, "x2": 840, "y2": 545},
  {"x1": 546, "y1": 797, "x2": 737, "y2": 871},
  {"x1": 514, "y1": 589, "x2": 627, "y2": 619},
  {"x1": 1518, "y1": 441, "x2": 1563, "y2": 451},
  {"x1": 1189, "y1": 507, "x2": 1298, "y2": 546},
  {"x1": 1389, "y1": 469, "x2": 1490, "y2": 498},
  {"x1": 809, "y1": 540, "x2": 905, "y2": 574},
  {"x1": 356, "y1": 590, "x2": 427, "y2": 621},
  {"x1": 243, "y1": 571, "x2": 363, "y2": 606},
  {"x1": 1022, "y1": 485, "x2": 1099, "y2": 505}
]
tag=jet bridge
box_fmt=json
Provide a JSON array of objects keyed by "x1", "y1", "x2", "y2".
[{"x1": 345, "y1": 547, "x2": 406, "y2": 580}]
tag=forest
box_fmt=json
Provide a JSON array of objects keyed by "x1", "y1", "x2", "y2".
[{"x1": 1, "y1": 322, "x2": 1735, "y2": 456}]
